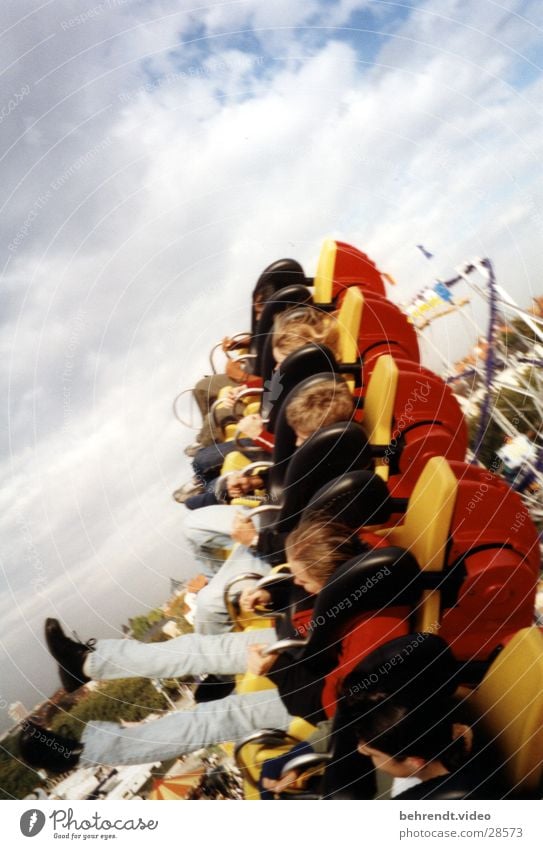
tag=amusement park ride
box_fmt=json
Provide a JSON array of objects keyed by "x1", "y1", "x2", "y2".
[{"x1": 170, "y1": 239, "x2": 543, "y2": 799}]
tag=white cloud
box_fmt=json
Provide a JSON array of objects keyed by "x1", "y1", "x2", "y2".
[{"x1": 183, "y1": 0, "x2": 378, "y2": 35}]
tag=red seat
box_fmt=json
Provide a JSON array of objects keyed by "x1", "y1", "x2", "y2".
[
  {"x1": 353, "y1": 359, "x2": 468, "y2": 497},
  {"x1": 352, "y1": 292, "x2": 421, "y2": 370},
  {"x1": 331, "y1": 241, "x2": 387, "y2": 298},
  {"x1": 305, "y1": 458, "x2": 540, "y2": 675},
  {"x1": 387, "y1": 368, "x2": 468, "y2": 496},
  {"x1": 438, "y1": 462, "x2": 540, "y2": 661}
]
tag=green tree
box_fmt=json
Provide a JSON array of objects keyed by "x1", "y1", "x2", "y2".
[
  {"x1": 498, "y1": 315, "x2": 539, "y2": 355},
  {"x1": 128, "y1": 608, "x2": 166, "y2": 641}
]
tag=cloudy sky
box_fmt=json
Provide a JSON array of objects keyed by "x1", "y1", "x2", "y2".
[{"x1": 0, "y1": 0, "x2": 542, "y2": 728}]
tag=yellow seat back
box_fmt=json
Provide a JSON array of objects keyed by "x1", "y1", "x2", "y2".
[
  {"x1": 386, "y1": 457, "x2": 458, "y2": 632},
  {"x1": 388, "y1": 456, "x2": 457, "y2": 571},
  {"x1": 363, "y1": 355, "x2": 399, "y2": 482},
  {"x1": 236, "y1": 670, "x2": 277, "y2": 695},
  {"x1": 468, "y1": 626, "x2": 543, "y2": 795},
  {"x1": 313, "y1": 239, "x2": 337, "y2": 304},
  {"x1": 220, "y1": 450, "x2": 253, "y2": 474},
  {"x1": 337, "y1": 287, "x2": 363, "y2": 366}
]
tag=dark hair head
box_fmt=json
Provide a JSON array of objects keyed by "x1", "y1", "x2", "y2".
[{"x1": 353, "y1": 691, "x2": 467, "y2": 771}]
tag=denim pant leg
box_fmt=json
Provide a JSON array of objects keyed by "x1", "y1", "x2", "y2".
[
  {"x1": 182, "y1": 505, "x2": 241, "y2": 578},
  {"x1": 182, "y1": 505, "x2": 254, "y2": 579},
  {"x1": 183, "y1": 505, "x2": 244, "y2": 540},
  {"x1": 194, "y1": 544, "x2": 271, "y2": 635},
  {"x1": 86, "y1": 627, "x2": 277, "y2": 681},
  {"x1": 81, "y1": 689, "x2": 293, "y2": 766}
]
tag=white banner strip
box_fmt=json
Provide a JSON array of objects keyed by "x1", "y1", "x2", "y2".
[{"x1": 3, "y1": 799, "x2": 541, "y2": 849}]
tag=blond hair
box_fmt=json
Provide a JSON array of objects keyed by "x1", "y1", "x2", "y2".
[
  {"x1": 272, "y1": 306, "x2": 341, "y2": 361},
  {"x1": 285, "y1": 516, "x2": 364, "y2": 584},
  {"x1": 286, "y1": 377, "x2": 354, "y2": 434}
]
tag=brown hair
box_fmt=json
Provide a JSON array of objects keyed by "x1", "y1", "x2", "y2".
[
  {"x1": 285, "y1": 516, "x2": 365, "y2": 584},
  {"x1": 285, "y1": 377, "x2": 354, "y2": 435},
  {"x1": 272, "y1": 306, "x2": 341, "y2": 360}
]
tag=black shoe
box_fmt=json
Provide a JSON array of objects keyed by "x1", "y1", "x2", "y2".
[
  {"x1": 44, "y1": 618, "x2": 96, "y2": 693},
  {"x1": 193, "y1": 674, "x2": 235, "y2": 703},
  {"x1": 19, "y1": 720, "x2": 82, "y2": 773}
]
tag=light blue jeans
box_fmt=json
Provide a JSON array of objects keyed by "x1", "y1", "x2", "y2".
[
  {"x1": 79, "y1": 507, "x2": 283, "y2": 768},
  {"x1": 81, "y1": 688, "x2": 292, "y2": 766},
  {"x1": 182, "y1": 505, "x2": 271, "y2": 635},
  {"x1": 183, "y1": 504, "x2": 248, "y2": 579},
  {"x1": 81, "y1": 627, "x2": 293, "y2": 767},
  {"x1": 86, "y1": 627, "x2": 277, "y2": 681}
]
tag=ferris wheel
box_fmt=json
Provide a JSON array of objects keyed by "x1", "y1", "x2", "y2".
[{"x1": 407, "y1": 255, "x2": 543, "y2": 526}]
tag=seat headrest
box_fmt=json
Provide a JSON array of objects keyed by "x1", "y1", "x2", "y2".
[
  {"x1": 250, "y1": 262, "x2": 307, "y2": 354},
  {"x1": 254, "y1": 258, "x2": 305, "y2": 294},
  {"x1": 285, "y1": 370, "x2": 348, "y2": 401},
  {"x1": 253, "y1": 285, "x2": 314, "y2": 376},
  {"x1": 274, "y1": 422, "x2": 373, "y2": 531},
  {"x1": 258, "y1": 283, "x2": 314, "y2": 329},
  {"x1": 304, "y1": 470, "x2": 392, "y2": 528},
  {"x1": 263, "y1": 344, "x2": 339, "y2": 426},
  {"x1": 267, "y1": 369, "x2": 347, "y2": 437},
  {"x1": 315, "y1": 546, "x2": 421, "y2": 620},
  {"x1": 340, "y1": 633, "x2": 459, "y2": 707},
  {"x1": 302, "y1": 546, "x2": 422, "y2": 658}
]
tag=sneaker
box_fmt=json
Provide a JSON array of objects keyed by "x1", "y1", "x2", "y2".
[
  {"x1": 172, "y1": 478, "x2": 205, "y2": 504},
  {"x1": 193, "y1": 675, "x2": 235, "y2": 703},
  {"x1": 44, "y1": 618, "x2": 95, "y2": 693},
  {"x1": 184, "y1": 442, "x2": 203, "y2": 458},
  {"x1": 19, "y1": 720, "x2": 82, "y2": 773}
]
